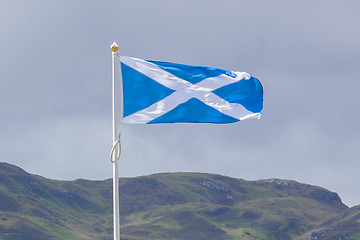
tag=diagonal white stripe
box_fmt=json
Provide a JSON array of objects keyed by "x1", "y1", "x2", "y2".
[
  {"x1": 120, "y1": 56, "x2": 191, "y2": 90},
  {"x1": 196, "y1": 91, "x2": 260, "y2": 121},
  {"x1": 121, "y1": 56, "x2": 260, "y2": 123},
  {"x1": 121, "y1": 90, "x2": 193, "y2": 124}
]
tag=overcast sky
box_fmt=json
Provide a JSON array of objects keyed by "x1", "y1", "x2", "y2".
[{"x1": 1, "y1": 0, "x2": 359, "y2": 207}]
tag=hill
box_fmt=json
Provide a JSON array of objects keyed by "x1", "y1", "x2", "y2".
[
  {"x1": 297, "y1": 205, "x2": 360, "y2": 240},
  {"x1": 0, "y1": 162, "x2": 356, "y2": 240}
]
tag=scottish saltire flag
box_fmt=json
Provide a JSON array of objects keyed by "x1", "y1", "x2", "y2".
[{"x1": 119, "y1": 56, "x2": 263, "y2": 124}]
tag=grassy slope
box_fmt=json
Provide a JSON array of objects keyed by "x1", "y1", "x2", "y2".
[
  {"x1": 119, "y1": 173, "x2": 347, "y2": 240},
  {"x1": 0, "y1": 163, "x2": 113, "y2": 240},
  {"x1": 297, "y1": 205, "x2": 360, "y2": 240},
  {"x1": 0, "y1": 163, "x2": 352, "y2": 240}
]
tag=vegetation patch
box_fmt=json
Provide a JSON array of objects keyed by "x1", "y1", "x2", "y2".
[{"x1": 0, "y1": 163, "x2": 358, "y2": 240}]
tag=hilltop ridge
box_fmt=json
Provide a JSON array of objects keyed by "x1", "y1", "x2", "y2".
[{"x1": 0, "y1": 162, "x2": 358, "y2": 240}]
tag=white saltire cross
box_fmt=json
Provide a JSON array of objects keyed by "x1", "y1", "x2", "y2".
[{"x1": 120, "y1": 56, "x2": 260, "y2": 124}]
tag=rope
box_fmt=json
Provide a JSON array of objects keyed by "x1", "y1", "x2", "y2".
[{"x1": 110, "y1": 139, "x2": 121, "y2": 163}]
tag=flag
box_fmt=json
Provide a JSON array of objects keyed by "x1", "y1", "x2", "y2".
[{"x1": 120, "y1": 56, "x2": 263, "y2": 124}]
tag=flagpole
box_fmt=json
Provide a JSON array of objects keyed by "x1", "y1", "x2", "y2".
[{"x1": 111, "y1": 42, "x2": 120, "y2": 240}]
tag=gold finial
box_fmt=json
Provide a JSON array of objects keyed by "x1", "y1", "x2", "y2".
[{"x1": 111, "y1": 42, "x2": 119, "y2": 52}]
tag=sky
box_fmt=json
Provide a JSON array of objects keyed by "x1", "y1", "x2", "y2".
[{"x1": 1, "y1": 0, "x2": 359, "y2": 207}]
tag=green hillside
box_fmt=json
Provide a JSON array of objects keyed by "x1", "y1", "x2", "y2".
[
  {"x1": 118, "y1": 174, "x2": 347, "y2": 240},
  {"x1": 0, "y1": 162, "x2": 356, "y2": 240},
  {"x1": 297, "y1": 205, "x2": 360, "y2": 240}
]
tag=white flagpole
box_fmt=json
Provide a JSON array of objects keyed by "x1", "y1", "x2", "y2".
[{"x1": 110, "y1": 42, "x2": 120, "y2": 240}]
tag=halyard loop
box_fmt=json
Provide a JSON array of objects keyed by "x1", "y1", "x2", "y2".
[{"x1": 110, "y1": 139, "x2": 121, "y2": 163}]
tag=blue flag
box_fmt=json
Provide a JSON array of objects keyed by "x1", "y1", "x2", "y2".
[{"x1": 120, "y1": 56, "x2": 263, "y2": 124}]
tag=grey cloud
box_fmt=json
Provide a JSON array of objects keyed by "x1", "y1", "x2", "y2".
[{"x1": 1, "y1": 0, "x2": 360, "y2": 207}]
